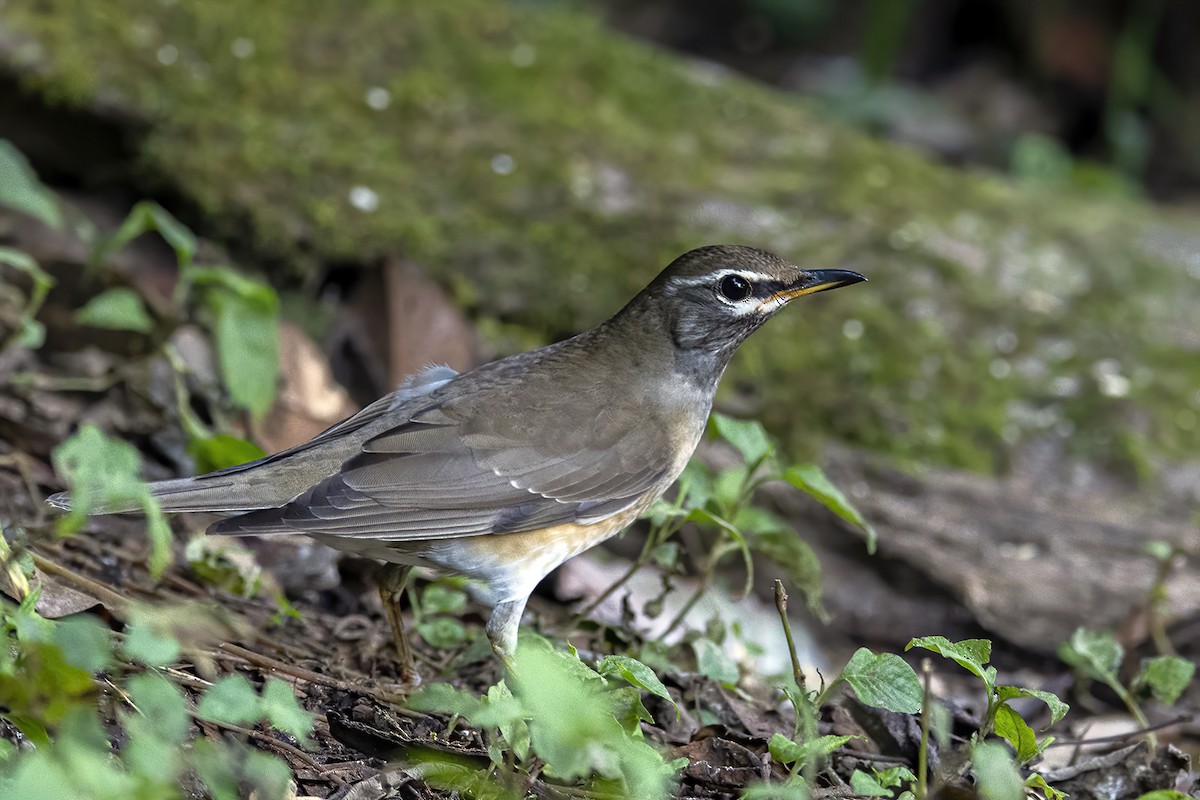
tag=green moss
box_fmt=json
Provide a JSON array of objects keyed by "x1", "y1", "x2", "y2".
[{"x1": 6, "y1": 0, "x2": 1199, "y2": 477}]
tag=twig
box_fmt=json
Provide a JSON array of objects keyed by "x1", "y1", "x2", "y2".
[
  {"x1": 917, "y1": 658, "x2": 932, "y2": 800},
  {"x1": 1044, "y1": 714, "x2": 1192, "y2": 747},
  {"x1": 213, "y1": 641, "x2": 431, "y2": 717},
  {"x1": 773, "y1": 580, "x2": 806, "y2": 695}
]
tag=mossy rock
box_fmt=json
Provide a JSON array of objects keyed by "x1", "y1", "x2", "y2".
[{"x1": 4, "y1": 0, "x2": 1198, "y2": 477}]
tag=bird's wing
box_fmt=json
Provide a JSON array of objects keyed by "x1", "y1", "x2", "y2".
[{"x1": 209, "y1": 392, "x2": 675, "y2": 540}]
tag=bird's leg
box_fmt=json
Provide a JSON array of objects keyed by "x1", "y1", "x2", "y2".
[
  {"x1": 378, "y1": 563, "x2": 419, "y2": 686},
  {"x1": 486, "y1": 597, "x2": 527, "y2": 676}
]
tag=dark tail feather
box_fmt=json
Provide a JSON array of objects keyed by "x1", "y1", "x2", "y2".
[{"x1": 46, "y1": 475, "x2": 278, "y2": 516}]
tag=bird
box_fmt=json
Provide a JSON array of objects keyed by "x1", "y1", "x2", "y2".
[{"x1": 48, "y1": 245, "x2": 864, "y2": 684}]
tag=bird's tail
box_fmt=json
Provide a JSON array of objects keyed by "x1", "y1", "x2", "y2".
[{"x1": 46, "y1": 474, "x2": 277, "y2": 516}]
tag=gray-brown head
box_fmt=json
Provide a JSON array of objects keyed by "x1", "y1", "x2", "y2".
[{"x1": 613, "y1": 245, "x2": 865, "y2": 381}]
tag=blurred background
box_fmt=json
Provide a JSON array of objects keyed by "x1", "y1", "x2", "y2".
[
  {"x1": 0, "y1": 0, "x2": 1197, "y2": 700},
  {"x1": 602, "y1": 0, "x2": 1200, "y2": 203}
]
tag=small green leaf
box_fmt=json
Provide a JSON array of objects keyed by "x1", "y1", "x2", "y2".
[
  {"x1": 186, "y1": 266, "x2": 281, "y2": 418},
  {"x1": 126, "y1": 672, "x2": 190, "y2": 745},
  {"x1": 1058, "y1": 628, "x2": 1122, "y2": 684},
  {"x1": 971, "y1": 741, "x2": 1024, "y2": 800},
  {"x1": 710, "y1": 465, "x2": 749, "y2": 512},
  {"x1": 993, "y1": 703, "x2": 1041, "y2": 763},
  {"x1": 241, "y1": 750, "x2": 293, "y2": 800},
  {"x1": 51, "y1": 424, "x2": 174, "y2": 576},
  {"x1": 121, "y1": 617, "x2": 181, "y2": 667},
  {"x1": 197, "y1": 675, "x2": 260, "y2": 727},
  {"x1": 421, "y1": 583, "x2": 468, "y2": 615},
  {"x1": 907, "y1": 636, "x2": 993, "y2": 687},
  {"x1": 1025, "y1": 774, "x2": 1068, "y2": 800},
  {"x1": 743, "y1": 781, "x2": 810, "y2": 800},
  {"x1": 1132, "y1": 792, "x2": 1192, "y2": 800},
  {"x1": 0, "y1": 140, "x2": 62, "y2": 229},
  {"x1": 261, "y1": 677, "x2": 314, "y2": 742},
  {"x1": 841, "y1": 648, "x2": 922, "y2": 714},
  {"x1": 769, "y1": 732, "x2": 859, "y2": 765},
  {"x1": 691, "y1": 638, "x2": 739, "y2": 685},
  {"x1": 849, "y1": 770, "x2": 893, "y2": 797},
  {"x1": 996, "y1": 685, "x2": 1069, "y2": 725},
  {"x1": 784, "y1": 464, "x2": 876, "y2": 552},
  {"x1": 484, "y1": 681, "x2": 529, "y2": 760},
  {"x1": 51, "y1": 615, "x2": 112, "y2": 673},
  {"x1": 408, "y1": 683, "x2": 486, "y2": 718},
  {"x1": 75, "y1": 288, "x2": 154, "y2": 333},
  {"x1": 740, "y1": 506, "x2": 825, "y2": 615},
  {"x1": 187, "y1": 434, "x2": 266, "y2": 474},
  {"x1": 597, "y1": 655, "x2": 678, "y2": 717},
  {"x1": 1143, "y1": 540, "x2": 1173, "y2": 562},
  {"x1": 417, "y1": 618, "x2": 467, "y2": 648},
  {"x1": 711, "y1": 413, "x2": 774, "y2": 465},
  {"x1": 123, "y1": 673, "x2": 189, "y2": 782},
  {"x1": 214, "y1": 296, "x2": 279, "y2": 417},
  {"x1": 875, "y1": 765, "x2": 917, "y2": 788},
  {"x1": 92, "y1": 201, "x2": 196, "y2": 269},
  {"x1": 1132, "y1": 655, "x2": 1195, "y2": 706}
]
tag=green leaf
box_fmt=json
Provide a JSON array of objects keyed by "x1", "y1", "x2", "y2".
[
  {"x1": 691, "y1": 638, "x2": 739, "y2": 685},
  {"x1": 485, "y1": 681, "x2": 529, "y2": 760},
  {"x1": 1025, "y1": 774, "x2": 1068, "y2": 800},
  {"x1": 1058, "y1": 628, "x2": 1122, "y2": 684},
  {"x1": 906, "y1": 636, "x2": 993, "y2": 687},
  {"x1": 241, "y1": 750, "x2": 293, "y2": 800},
  {"x1": 849, "y1": 770, "x2": 893, "y2": 797},
  {"x1": 187, "y1": 266, "x2": 281, "y2": 418},
  {"x1": 92, "y1": 201, "x2": 196, "y2": 269},
  {"x1": 768, "y1": 732, "x2": 859, "y2": 765},
  {"x1": 75, "y1": 288, "x2": 154, "y2": 333},
  {"x1": 261, "y1": 677, "x2": 314, "y2": 742},
  {"x1": 417, "y1": 617, "x2": 467, "y2": 648},
  {"x1": 52, "y1": 424, "x2": 145, "y2": 520},
  {"x1": 971, "y1": 741, "x2": 1024, "y2": 800},
  {"x1": 421, "y1": 583, "x2": 468, "y2": 615},
  {"x1": 125, "y1": 672, "x2": 190, "y2": 745},
  {"x1": 711, "y1": 413, "x2": 774, "y2": 465},
  {"x1": 996, "y1": 685, "x2": 1070, "y2": 725},
  {"x1": 1132, "y1": 792, "x2": 1192, "y2": 800},
  {"x1": 121, "y1": 671, "x2": 190, "y2": 783},
  {"x1": 51, "y1": 424, "x2": 174, "y2": 576},
  {"x1": 875, "y1": 765, "x2": 917, "y2": 788},
  {"x1": 993, "y1": 703, "x2": 1042, "y2": 763},
  {"x1": 742, "y1": 781, "x2": 810, "y2": 800},
  {"x1": 408, "y1": 682, "x2": 487, "y2": 718},
  {"x1": 511, "y1": 638, "x2": 672, "y2": 798},
  {"x1": 784, "y1": 464, "x2": 877, "y2": 552},
  {"x1": 0, "y1": 140, "x2": 62, "y2": 229},
  {"x1": 121, "y1": 617, "x2": 181, "y2": 667},
  {"x1": 597, "y1": 654, "x2": 678, "y2": 717},
  {"x1": 196, "y1": 675, "x2": 260, "y2": 727},
  {"x1": 186, "y1": 434, "x2": 267, "y2": 474},
  {"x1": 0, "y1": 246, "x2": 55, "y2": 352},
  {"x1": 191, "y1": 739, "x2": 240, "y2": 800},
  {"x1": 50, "y1": 615, "x2": 112, "y2": 673},
  {"x1": 739, "y1": 506, "x2": 825, "y2": 615},
  {"x1": 709, "y1": 465, "x2": 748, "y2": 512},
  {"x1": 841, "y1": 648, "x2": 922, "y2": 714},
  {"x1": 1132, "y1": 655, "x2": 1195, "y2": 706}
]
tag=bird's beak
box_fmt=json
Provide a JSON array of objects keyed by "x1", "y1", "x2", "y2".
[{"x1": 762, "y1": 269, "x2": 867, "y2": 308}]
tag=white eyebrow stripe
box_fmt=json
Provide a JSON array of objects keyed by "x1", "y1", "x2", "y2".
[{"x1": 668, "y1": 269, "x2": 777, "y2": 289}]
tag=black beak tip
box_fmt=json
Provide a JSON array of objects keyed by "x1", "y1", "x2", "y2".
[{"x1": 804, "y1": 268, "x2": 868, "y2": 293}]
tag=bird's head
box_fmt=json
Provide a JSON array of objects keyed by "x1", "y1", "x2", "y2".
[{"x1": 630, "y1": 245, "x2": 865, "y2": 363}]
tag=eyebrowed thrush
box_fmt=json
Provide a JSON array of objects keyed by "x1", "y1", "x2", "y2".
[{"x1": 48, "y1": 245, "x2": 865, "y2": 683}]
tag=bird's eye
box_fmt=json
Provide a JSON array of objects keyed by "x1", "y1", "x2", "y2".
[{"x1": 718, "y1": 274, "x2": 752, "y2": 302}]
